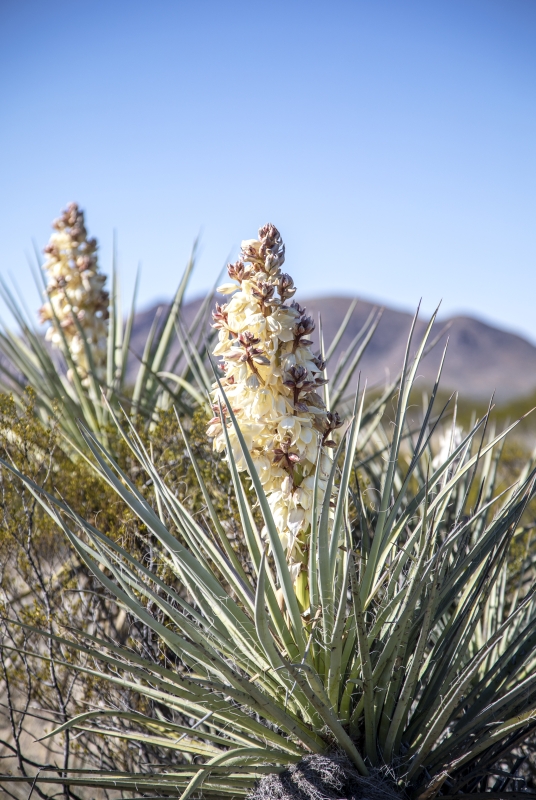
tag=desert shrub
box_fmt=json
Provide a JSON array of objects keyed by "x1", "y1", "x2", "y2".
[{"x1": 0, "y1": 392, "x2": 242, "y2": 794}]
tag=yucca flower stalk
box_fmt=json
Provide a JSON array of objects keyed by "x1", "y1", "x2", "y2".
[
  {"x1": 0, "y1": 202, "x2": 212, "y2": 448},
  {"x1": 1, "y1": 225, "x2": 536, "y2": 800},
  {"x1": 208, "y1": 224, "x2": 342, "y2": 605},
  {"x1": 39, "y1": 202, "x2": 109, "y2": 386}
]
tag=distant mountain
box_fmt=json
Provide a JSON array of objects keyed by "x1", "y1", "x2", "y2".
[{"x1": 128, "y1": 296, "x2": 536, "y2": 403}]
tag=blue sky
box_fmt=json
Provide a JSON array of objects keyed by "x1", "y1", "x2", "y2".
[{"x1": 1, "y1": 0, "x2": 535, "y2": 339}]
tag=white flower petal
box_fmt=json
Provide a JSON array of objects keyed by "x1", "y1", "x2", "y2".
[{"x1": 217, "y1": 282, "x2": 240, "y2": 294}]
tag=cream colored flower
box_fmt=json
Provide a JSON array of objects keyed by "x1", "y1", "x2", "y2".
[
  {"x1": 39, "y1": 203, "x2": 108, "y2": 386},
  {"x1": 208, "y1": 223, "x2": 343, "y2": 608}
]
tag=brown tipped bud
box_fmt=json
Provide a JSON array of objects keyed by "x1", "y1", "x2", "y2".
[
  {"x1": 312, "y1": 353, "x2": 326, "y2": 372},
  {"x1": 238, "y1": 331, "x2": 261, "y2": 347},
  {"x1": 327, "y1": 411, "x2": 343, "y2": 430},
  {"x1": 278, "y1": 272, "x2": 296, "y2": 300},
  {"x1": 258, "y1": 223, "x2": 285, "y2": 273},
  {"x1": 284, "y1": 364, "x2": 309, "y2": 389},
  {"x1": 294, "y1": 314, "x2": 315, "y2": 341},
  {"x1": 64, "y1": 202, "x2": 80, "y2": 222},
  {"x1": 76, "y1": 255, "x2": 92, "y2": 271},
  {"x1": 258, "y1": 223, "x2": 280, "y2": 244},
  {"x1": 228, "y1": 259, "x2": 247, "y2": 282},
  {"x1": 319, "y1": 411, "x2": 343, "y2": 443},
  {"x1": 241, "y1": 241, "x2": 264, "y2": 266},
  {"x1": 212, "y1": 303, "x2": 229, "y2": 329},
  {"x1": 290, "y1": 301, "x2": 305, "y2": 316},
  {"x1": 252, "y1": 281, "x2": 276, "y2": 303},
  {"x1": 272, "y1": 441, "x2": 301, "y2": 469}
]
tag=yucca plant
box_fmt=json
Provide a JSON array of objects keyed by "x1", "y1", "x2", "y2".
[
  {"x1": 1, "y1": 224, "x2": 536, "y2": 800},
  {"x1": 0, "y1": 203, "x2": 212, "y2": 450},
  {"x1": 0, "y1": 215, "x2": 384, "y2": 792},
  {"x1": 0, "y1": 205, "x2": 215, "y2": 782}
]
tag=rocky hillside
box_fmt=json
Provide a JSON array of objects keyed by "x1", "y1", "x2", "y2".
[{"x1": 129, "y1": 295, "x2": 536, "y2": 403}]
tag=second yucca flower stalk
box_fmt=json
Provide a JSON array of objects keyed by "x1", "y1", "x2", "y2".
[
  {"x1": 39, "y1": 203, "x2": 109, "y2": 386},
  {"x1": 208, "y1": 224, "x2": 342, "y2": 610}
]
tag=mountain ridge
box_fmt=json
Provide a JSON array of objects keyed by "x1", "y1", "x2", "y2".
[{"x1": 129, "y1": 295, "x2": 536, "y2": 403}]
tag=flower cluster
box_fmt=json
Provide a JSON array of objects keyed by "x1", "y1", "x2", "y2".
[
  {"x1": 208, "y1": 224, "x2": 342, "y2": 601},
  {"x1": 39, "y1": 203, "x2": 109, "y2": 385}
]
